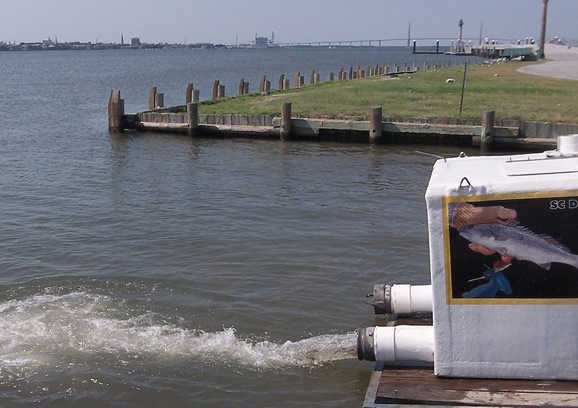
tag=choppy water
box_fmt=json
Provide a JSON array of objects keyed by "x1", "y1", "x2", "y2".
[{"x1": 0, "y1": 47, "x2": 477, "y2": 407}]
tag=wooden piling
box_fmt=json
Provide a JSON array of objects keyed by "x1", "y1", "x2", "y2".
[
  {"x1": 283, "y1": 78, "x2": 290, "y2": 90},
  {"x1": 294, "y1": 72, "x2": 301, "y2": 88},
  {"x1": 218, "y1": 84, "x2": 225, "y2": 98},
  {"x1": 259, "y1": 75, "x2": 267, "y2": 93},
  {"x1": 329, "y1": 72, "x2": 334, "y2": 81},
  {"x1": 238, "y1": 78, "x2": 245, "y2": 96},
  {"x1": 369, "y1": 106, "x2": 383, "y2": 143},
  {"x1": 212, "y1": 80, "x2": 220, "y2": 100},
  {"x1": 280, "y1": 102, "x2": 292, "y2": 141},
  {"x1": 193, "y1": 89, "x2": 200, "y2": 103},
  {"x1": 265, "y1": 80, "x2": 271, "y2": 94},
  {"x1": 187, "y1": 102, "x2": 199, "y2": 137},
  {"x1": 299, "y1": 75, "x2": 305, "y2": 87},
  {"x1": 186, "y1": 83, "x2": 194, "y2": 104},
  {"x1": 108, "y1": 89, "x2": 123, "y2": 132},
  {"x1": 243, "y1": 82, "x2": 250, "y2": 95},
  {"x1": 310, "y1": 70, "x2": 316, "y2": 85},
  {"x1": 155, "y1": 93, "x2": 164, "y2": 108},
  {"x1": 120, "y1": 98, "x2": 124, "y2": 126},
  {"x1": 349, "y1": 67, "x2": 353, "y2": 81},
  {"x1": 279, "y1": 74, "x2": 285, "y2": 90},
  {"x1": 315, "y1": 73, "x2": 320, "y2": 83},
  {"x1": 480, "y1": 110, "x2": 496, "y2": 153},
  {"x1": 148, "y1": 86, "x2": 157, "y2": 110}
]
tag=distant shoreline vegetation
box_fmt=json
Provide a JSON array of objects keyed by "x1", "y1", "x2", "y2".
[
  {"x1": 0, "y1": 37, "x2": 431, "y2": 52},
  {"x1": 0, "y1": 41, "x2": 418, "y2": 52},
  {"x1": 0, "y1": 39, "x2": 231, "y2": 51}
]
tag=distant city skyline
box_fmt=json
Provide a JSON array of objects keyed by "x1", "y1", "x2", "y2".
[{"x1": 1, "y1": 0, "x2": 577, "y2": 45}]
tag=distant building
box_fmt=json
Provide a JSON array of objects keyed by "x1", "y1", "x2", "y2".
[
  {"x1": 131, "y1": 37, "x2": 141, "y2": 47},
  {"x1": 255, "y1": 36, "x2": 268, "y2": 47},
  {"x1": 252, "y1": 32, "x2": 276, "y2": 48}
]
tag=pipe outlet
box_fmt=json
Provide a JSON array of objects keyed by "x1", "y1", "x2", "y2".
[
  {"x1": 371, "y1": 284, "x2": 433, "y2": 315},
  {"x1": 357, "y1": 325, "x2": 434, "y2": 362}
]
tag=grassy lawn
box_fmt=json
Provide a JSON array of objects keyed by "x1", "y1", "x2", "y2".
[{"x1": 199, "y1": 61, "x2": 578, "y2": 123}]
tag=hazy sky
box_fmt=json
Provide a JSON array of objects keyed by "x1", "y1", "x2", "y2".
[{"x1": 1, "y1": 0, "x2": 576, "y2": 45}]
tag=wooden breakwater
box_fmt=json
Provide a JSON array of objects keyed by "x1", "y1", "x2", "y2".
[{"x1": 109, "y1": 88, "x2": 578, "y2": 151}]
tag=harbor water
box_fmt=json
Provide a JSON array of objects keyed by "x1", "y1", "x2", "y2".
[{"x1": 0, "y1": 47, "x2": 477, "y2": 407}]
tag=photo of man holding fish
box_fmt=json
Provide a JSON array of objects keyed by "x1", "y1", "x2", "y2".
[{"x1": 446, "y1": 194, "x2": 578, "y2": 301}]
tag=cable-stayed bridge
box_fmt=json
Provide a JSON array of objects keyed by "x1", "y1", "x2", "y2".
[{"x1": 268, "y1": 37, "x2": 520, "y2": 48}]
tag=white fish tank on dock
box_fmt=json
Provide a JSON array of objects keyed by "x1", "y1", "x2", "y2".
[{"x1": 426, "y1": 134, "x2": 578, "y2": 380}]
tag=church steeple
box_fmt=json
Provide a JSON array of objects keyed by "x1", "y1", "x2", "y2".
[{"x1": 121, "y1": 34, "x2": 124, "y2": 45}]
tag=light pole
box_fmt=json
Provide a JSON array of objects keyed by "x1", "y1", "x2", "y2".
[
  {"x1": 539, "y1": 0, "x2": 549, "y2": 59},
  {"x1": 458, "y1": 19, "x2": 464, "y2": 53}
]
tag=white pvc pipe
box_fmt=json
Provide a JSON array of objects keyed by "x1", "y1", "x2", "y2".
[
  {"x1": 373, "y1": 325, "x2": 434, "y2": 362},
  {"x1": 390, "y1": 284, "x2": 433, "y2": 314}
]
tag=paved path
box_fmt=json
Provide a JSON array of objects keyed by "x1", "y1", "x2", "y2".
[{"x1": 518, "y1": 44, "x2": 578, "y2": 81}]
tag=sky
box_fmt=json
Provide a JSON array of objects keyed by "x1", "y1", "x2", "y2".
[{"x1": 0, "y1": 0, "x2": 576, "y2": 45}]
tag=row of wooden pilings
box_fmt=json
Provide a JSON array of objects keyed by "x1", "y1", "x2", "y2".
[
  {"x1": 108, "y1": 89, "x2": 386, "y2": 142},
  {"x1": 212, "y1": 60, "x2": 443, "y2": 99},
  {"x1": 136, "y1": 59, "x2": 461, "y2": 106}
]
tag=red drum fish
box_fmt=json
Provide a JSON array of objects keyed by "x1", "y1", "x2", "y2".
[{"x1": 459, "y1": 220, "x2": 578, "y2": 270}]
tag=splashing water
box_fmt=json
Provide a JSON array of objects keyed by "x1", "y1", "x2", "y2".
[{"x1": 0, "y1": 291, "x2": 357, "y2": 379}]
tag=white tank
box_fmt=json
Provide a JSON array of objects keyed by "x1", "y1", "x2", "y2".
[{"x1": 425, "y1": 135, "x2": 578, "y2": 380}]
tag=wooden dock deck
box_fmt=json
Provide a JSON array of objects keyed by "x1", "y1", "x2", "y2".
[{"x1": 364, "y1": 364, "x2": 578, "y2": 407}]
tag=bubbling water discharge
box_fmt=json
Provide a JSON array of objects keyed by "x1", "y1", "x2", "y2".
[{"x1": 0, "y1": 291, "x2": 357, "y2": 378}]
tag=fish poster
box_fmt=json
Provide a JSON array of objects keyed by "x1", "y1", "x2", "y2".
[{"x1": 443, "y1": 192, "x2": 578, "y2": 303}]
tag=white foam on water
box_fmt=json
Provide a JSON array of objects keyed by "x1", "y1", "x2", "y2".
[{"x1": 0, "y1": 291, "x2": 357, "y2": 377}]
